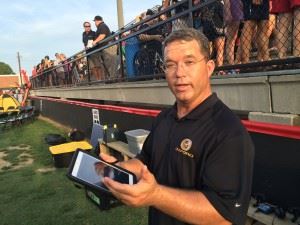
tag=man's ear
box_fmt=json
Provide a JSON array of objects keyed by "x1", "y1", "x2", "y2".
[{"x1": 206, "y1": 60, "x2": 215, "y2": 78}]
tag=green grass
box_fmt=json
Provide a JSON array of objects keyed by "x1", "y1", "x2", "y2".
[{"x1": 0, "y1": 119, "x2": 147, "y2": 225}]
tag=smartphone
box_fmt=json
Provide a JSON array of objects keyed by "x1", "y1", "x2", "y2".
[{"x1": 67, "y1": 149, "x2": 137, "y2": 194}]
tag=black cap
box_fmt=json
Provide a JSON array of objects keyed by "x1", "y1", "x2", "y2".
[
  {"x1": 146, "y1": 9, "x2": 154, "y2": 16},
  {"x1": 93, "y1": 15, "x2": 103, "y2": 21}
]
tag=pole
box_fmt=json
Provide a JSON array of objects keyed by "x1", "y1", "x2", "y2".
[
  {"x1": 116, "y1": 0, "x2": 124, "y2": 29},
  {"x1": 17, "y1": 52, "x2": 23, "y2": 86}
]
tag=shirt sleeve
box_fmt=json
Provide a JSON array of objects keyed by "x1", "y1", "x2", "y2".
[{"x1": 201, "y1": 133, "x2": 254, "y2": 225}]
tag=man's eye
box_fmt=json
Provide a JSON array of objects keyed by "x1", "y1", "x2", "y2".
[
  {"x1": 166, "y1": 63, "x2": 176, "y2": 69},
  {"x1": 184, "y1": 60, "x2": 195, "y2": 66}
]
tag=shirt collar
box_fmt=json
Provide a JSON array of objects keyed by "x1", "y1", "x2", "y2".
[{"x1": 169, "y1": 93, "x2": 219, "y2": 121}]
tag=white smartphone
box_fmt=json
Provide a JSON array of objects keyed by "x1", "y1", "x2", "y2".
[{"x1": 67, "y1": 150, "x2": 136, "y2": 193}]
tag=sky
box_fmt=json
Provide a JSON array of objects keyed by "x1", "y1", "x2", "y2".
[{"x1": 0, "y1": 0, "x2": 162, "y2": 75}]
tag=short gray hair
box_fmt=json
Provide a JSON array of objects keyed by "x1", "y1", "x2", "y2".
[{"x1": 163, "y1": 28, "x2": 210, "y2": 60}]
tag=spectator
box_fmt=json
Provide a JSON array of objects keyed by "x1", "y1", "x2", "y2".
[
  {"x1": 91, "y1": 15, "x2": 117, "y2": 80},
  {"x1": 82, "y1": 21, "x2": 96, "y2": 81},
  {"x1": 138, "y1": 9, "x2": 164, "y2": 75},
  {"x1": 82, "y1": 21, "x2": 96, "y2": 48},
  {"x1": 163, "y1": 0, "x2": 190, "y2": 31},
  {"x1": 102, "y1": 28, "x2": 254, "y2": 225},
  {"x1": 224, "y1": 0, "x2": 244, "y2": 65},
  {"x1": 44, "y1": 55, "x2": 52, "y2": 86},
  {"x1": 31, "y1": 66, "x2": 37, "y2": 77},
  {"x1": 139, "y1": 9, "x2": 164, "y2": 56},
  {"x1": 89, "y1": 15, "x2": 111, "y2": 80},
  {"x1": 239, "y1": 0, "x2": 270, "y2": 63},
  {"x1": 271, "y1": 0, "x2": 300, "y2": 58},
  {"x1": 200, "y1": 0, "x2": 226, "y2": 68},
  {"x1": 54, "y1": 53, "x2": 65, "y2": 85},
  {"x1": 60, "y1": 53, "x2": 72, "y2": 85}
]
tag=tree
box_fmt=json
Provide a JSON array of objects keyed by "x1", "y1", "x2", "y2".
[{"x1": 0, "y1": 62, "x2": 14, "y2": 75}]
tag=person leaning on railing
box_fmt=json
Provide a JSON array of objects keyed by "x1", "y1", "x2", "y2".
[
  {"x1": 89, "y1": 15, "x2": 111, "y2": 81},
  {"x1": 138, "y1": 9, "x2": 164, "y2": 56}
]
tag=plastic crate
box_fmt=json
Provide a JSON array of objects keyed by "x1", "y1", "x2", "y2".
[
  {"x1": 49, "y1": 141, "x2": 92, "y2": 168},
  {"x1": 124, "y1": 129, "x2": 150, "y2": 155}
]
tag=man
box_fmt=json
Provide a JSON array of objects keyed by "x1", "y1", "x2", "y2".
[
  {"x1": 82, "y1": 21, "x2": 96, "y2": 48},
  {"x1": 102, "y1": 28, "x2": 254, "y2": 225},
  {"x1": 92, "y1": 16, "x2": 111, "y2": 47},
  {"x1": 82, "y1": 21, "x2": 96, "y2": 81},
  {"x1": 89, "y1": 15, "x2": 116, "y2": 80}
]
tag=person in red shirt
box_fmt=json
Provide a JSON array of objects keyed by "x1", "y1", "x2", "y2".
[{"x1": 271, "y1": 0, "x2": 300, "y2": 57}]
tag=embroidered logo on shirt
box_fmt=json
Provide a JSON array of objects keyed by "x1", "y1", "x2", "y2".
[
  {"x1": 180, "y1": 138, "x2": 192, "y2": 151},
  {"x1": 175, "y1": 138, "x2": 194, "y2": 158}
]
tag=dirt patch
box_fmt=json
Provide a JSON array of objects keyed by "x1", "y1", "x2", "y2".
[
  {"x1": 0, "y1": 144, "x2": 34, "y2": 172},
  {"x1": 0, "y1": 152, "x2": 12, "y2": 170}
]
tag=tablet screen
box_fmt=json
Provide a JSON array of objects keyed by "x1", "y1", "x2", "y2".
[{"x1": 71, "y1": 151, "x2": 133, "y2": 191}]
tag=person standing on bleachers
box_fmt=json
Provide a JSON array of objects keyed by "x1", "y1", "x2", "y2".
[{"x1": 82, "y1": 21, "x2": 96, "y2": 81}]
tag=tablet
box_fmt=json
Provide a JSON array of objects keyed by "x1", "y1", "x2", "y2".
[{"x1": 67, "y1": 149, "x2": 137, "y2": 194}]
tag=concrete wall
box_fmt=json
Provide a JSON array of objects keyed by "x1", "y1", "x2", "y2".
[{"x1": 31, "y1": 74, "x2": 300, "y2": 115}]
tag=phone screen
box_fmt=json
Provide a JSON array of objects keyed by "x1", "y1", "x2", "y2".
[{"x1": 71, "y1": 151, "x2": 133, "y2": 191}]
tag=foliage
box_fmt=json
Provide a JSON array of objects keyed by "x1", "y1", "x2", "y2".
[{"x1": 0, "y1": 61, "x2": 14, "y2": 75}]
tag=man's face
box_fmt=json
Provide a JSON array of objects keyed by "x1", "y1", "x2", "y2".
[
  {"x1": 84, "y1": 23, "x2": 91, "y2": 31},
  {"x1": 164, "y1": 40, "x2": 215, "y2": 107},
  {"x1": 94, "y1": 20, "x2": 101, "y2": 27}
]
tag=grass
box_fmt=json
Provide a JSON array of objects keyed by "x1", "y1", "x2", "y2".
[{"x1": 0, "y1": 119, "x2": 147, "y2": 225}]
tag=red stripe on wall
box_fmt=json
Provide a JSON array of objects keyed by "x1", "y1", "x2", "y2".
[
  {"x1": 30, "y1": 96, "x2": 160, "y2": 117},
  {"x1": 31, "y1": 96, "x2": 300, "y2": 140},
  {"x1": 242, "y1": 120, "x2": 300, "y2": 140}
]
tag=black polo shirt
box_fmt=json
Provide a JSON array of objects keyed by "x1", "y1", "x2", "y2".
[
  {"x1": 95, "y1": 22, "x2": 111, "y2": 47},
  {"x1": 82, "y1": 30, "x2": 96, "y2": 47},
  {"x1": 137, "y1": 93, "x2": 254, "y2": 225}
]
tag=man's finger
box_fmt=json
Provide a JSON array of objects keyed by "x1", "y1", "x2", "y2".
[
  {"x1": 99, "y1": 153, "x2": 117, "y2": 163},
  {"x1": 103, "y1": 177, "x2": 132, "y2": 195}
]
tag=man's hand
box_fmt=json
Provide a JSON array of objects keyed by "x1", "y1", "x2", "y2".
[
  {"x1": 103, "y1": 165, "x2": 160, "y2": 207},
  {"x1": 99, "y1": 152, "x2": 118, "y2": 163}
]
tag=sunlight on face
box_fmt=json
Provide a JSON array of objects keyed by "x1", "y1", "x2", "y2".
[{"x1": 164, "y1": 40, "x2": 215, "y2": 107}]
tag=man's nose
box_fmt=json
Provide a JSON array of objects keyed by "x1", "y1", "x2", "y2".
[{"x1": 175, "y1": 62, "x2": 186, "y2": 78}]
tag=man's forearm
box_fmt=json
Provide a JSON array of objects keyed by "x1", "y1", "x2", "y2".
[
  {"x1": 152, "y1": 185, "x2": 231, "y2": 225},
  {"x1": 93, "y1": 34, "x2": 106, "y2": 45}
]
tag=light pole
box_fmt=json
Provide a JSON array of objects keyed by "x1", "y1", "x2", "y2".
[
  {"x1": 116, "y1": 0, "x2": 124, "y2": 29},
  {"x1": 17, "y1": 52, "x2": 23, "y2": 86}
]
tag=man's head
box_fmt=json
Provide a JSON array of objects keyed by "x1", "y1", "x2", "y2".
[
  {"x1": 163, "y1": 28, "x2": 215, "y2": 108},
  {"x1": 83, "y1": 21, "x2": 91, "y2": 31},
  {"x1": 93, "y1": 15, "x2": 103, "y2": 26},
  {"x1": 163, "y1": 28, "x2": 210, "y2": 60}
]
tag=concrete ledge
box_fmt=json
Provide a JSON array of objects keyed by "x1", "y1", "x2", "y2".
[{"x1": 249, "y1": 112, "x2": 300, "y2": 126}]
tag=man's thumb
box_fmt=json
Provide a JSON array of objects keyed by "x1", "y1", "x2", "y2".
[{"x1": 141, "y1": 165, "x2": 151, "y2": 181}]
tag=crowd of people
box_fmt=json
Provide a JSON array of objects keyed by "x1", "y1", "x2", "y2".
[{"x1": 30, "y1": 0, "x2": 300, "y2": 87}]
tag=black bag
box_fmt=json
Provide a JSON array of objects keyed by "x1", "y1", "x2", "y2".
[
  {"x1": 69, "y1": 129, "x2": 85, "y2": 141},
  {"x1": 45, "y1": 134, "x2": 67, "y2": 146}
]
